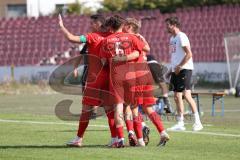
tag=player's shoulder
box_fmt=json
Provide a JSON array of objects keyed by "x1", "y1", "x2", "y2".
[
  {"x1": 87, "y1": 32, "x2": 107, "y2": 43},
  {"x1": 126, "y1": 33, "x2": 137, "y2": 38},
  {"x1": 96, "y1": 31, "x2": 112, "y2": 38},
  {"x1": 87, "y1": 32, "x2": 102, "y2": 37},
  {"x1": 103, "y1": 32, "x2": 112, "y2": 37},
  {"x1": 178, "y1": 32, "x2": 189, "y2": 39},
  {"x1": 121, "y1": 33, "x2": 140, "y2": 42}
]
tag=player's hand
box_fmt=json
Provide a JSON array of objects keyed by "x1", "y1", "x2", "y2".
[
  {"x1": 165, "y1": 71, "x2": 171, "y2": 80},
  {"x1": 73, "y1": 68, "x2": 78, "y2": 78},
  {"x1": 174, "y1": 65, "x2": 182, "y2": 75},
  {"x1": 113, "y1": 55, "x2": 126, "y2": 62},
  {"x1": 101, "y1": 58, "x2": 107, "y2": 65},
  {"x1": 58, "y1": 14, "x2": 64, "y2": 28}
]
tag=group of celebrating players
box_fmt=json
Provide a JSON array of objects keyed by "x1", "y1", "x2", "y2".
[{"x1": 59, "y1": 13, "x2": 202, "y2": 148}]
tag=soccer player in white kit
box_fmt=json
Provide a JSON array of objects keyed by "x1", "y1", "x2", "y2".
[{"x1": 165, "y1": 17, "x2": 203, "y2": 131}]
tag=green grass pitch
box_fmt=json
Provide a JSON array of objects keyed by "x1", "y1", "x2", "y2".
[{"x1": 0, "y1": 92, "x2": 240, "y2": 160}]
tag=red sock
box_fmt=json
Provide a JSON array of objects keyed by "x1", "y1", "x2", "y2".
[
  {"x1": 106, "y1": 110, "x2": 117, "y2": 138},
  {"x1": 125, "y1": 120, "x2": 134, "y2": 133},
  {"x1": 133, "y1": 116, "x2": 143, "y2": 139},
  {"x1": 116, "y1": 126, "x2": 124, "y2": 139},
  {"x1": 149, "y1": 112, "x2": 165, "y2": 133},
  {"x1": 77, "y1": 110, "x2": 91, "y2": 137}
]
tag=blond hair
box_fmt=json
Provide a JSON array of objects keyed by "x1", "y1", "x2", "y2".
[{"x1": 125, "y1": 18, "x2": 141, "y2": 33}]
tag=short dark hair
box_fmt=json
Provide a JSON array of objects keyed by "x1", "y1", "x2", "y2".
[
  {"x1": 165, "y1": 17, "x2": 181, "y2": 28},
  {"x1": 105, "y1": 15, "x2": 126, "y2": 31},
  {"x1": 90, "y1": 14, "x2": 105, "y2": 24}
]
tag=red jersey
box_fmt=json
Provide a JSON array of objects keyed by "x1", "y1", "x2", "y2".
[
  {"x1": 84, "y1": 32, "x2": 111, "y2": 82},
  {"x1": 100, "y1": 32, "x2": 145, "y2": 105},
  {"x1": 100, "y1": 32, "x2": 144, "y2": 62},
  {"x1": 86, "y1": 32, "x2": 110, "y2": 56},
  {"x1": 81, "y1": 32, "x2": 111, "y2": 106}
]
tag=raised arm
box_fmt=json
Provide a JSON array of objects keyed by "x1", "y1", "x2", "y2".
[{"x1": 59, "y1": 14, "x2": 82, "y2": 43}]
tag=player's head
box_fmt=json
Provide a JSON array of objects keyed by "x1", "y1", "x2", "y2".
[
  {"x1": 90, "y1": 14, "x2": 105, "y2": 32},
  {"x1": 104, "y1": 15, "x2": 126, "y2": 33},
  {"x1": 165, "y1": 17, "x2": 181, "y2": 34},
  {"x1": 123, "y1": 18, "x2": 141, "y2": 34}
]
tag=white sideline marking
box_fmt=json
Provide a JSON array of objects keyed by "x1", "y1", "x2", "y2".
[
  {"x1": 0, "y1": 119, "x2": 240, "y2": 138},
  {"x1": 0, "y1": 119, "x2": 107, "y2": 128},
  {"x1": 163, "y1": 121, "x2": 213, "y2": 126},
  {"x1": 204, "y1": 109, "x2": 240, "y2": 113},
  {"x1": 169, "y1": 130, "x2": 240, "y2": 138}
]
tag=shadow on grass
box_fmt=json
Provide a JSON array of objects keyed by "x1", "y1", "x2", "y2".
[{"x1": 0, "y1": 144, "x2": 108, "y2": 149}]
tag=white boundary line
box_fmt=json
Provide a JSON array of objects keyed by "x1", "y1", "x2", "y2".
[
  {"x1": 203, "y1": 109, "x2": 240, "y2": 113},
  {"x1": 169, "y1": 130, "x2": 240, "y2": 138},
  {"x1": 162, "y1": 121, "x2": 213, "y2": 126},
  {"x1": 0, "y1": 119, "x2": 107, "y2": 128},
  {"x1": 0, "y1": 119, "x2": 240, "y2": 138}
]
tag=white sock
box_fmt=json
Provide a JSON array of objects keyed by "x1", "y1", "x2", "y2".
[
  {"x1": 138, "y1": 138, "x2": 144, "y2": 144},
  {"x1": 163, "y1": 93, "x2": 168, "y2": 97},
  {"x1": 138, "y1": 138, "x2": 144, "y2": 142},
  {"x1": 193, "y1": 112, "x2": 201, "y2": 124},
  {"x1": 142, "y1": 122, "x2": 146, "y2": 129},
  {"x1": 112, "y1": 137, "x2": 117, "y2": 142},
  {"x1": 177, "y1": 115, "x2": 184, "y2": 125},
  {"x1": 160, "y1": 130, "x2": 167, "y2": 136},
  {"x1": 118, "y1": 138, "x2": 124, "y2": 142},
  {"x1": 73, "y1": 136, "x2": 82, "y2": 142},
  {"x1": 129, "y1": 130, "x2": 134, "y2": 135}
]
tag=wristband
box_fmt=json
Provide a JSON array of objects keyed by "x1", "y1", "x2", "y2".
[{"x1": 79, "y1": 35, "x2": 87, "y2": 43}]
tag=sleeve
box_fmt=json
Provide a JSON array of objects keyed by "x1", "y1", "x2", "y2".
[
  {"x1": 132, "y1": 35, "x2": 145, "y2": 52},
  {"x1": 179, "y1": 33, "x2": 190, "y2": 47},
  {"x1": 85, "y1": 33, "x2": 96, "y2": 44}
]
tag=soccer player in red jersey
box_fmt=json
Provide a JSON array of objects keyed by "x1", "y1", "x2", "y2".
[
  {"x1": 100, "y1": 15, "x2": 147, "y2": 147},
  {"x1": 59, "y1": 14, "x2": 117, "y2": 147},
  {"x1": 111, "y1": 18, "x2": 151, "y2": 146},
  {"x1": 119, "y1": 18, "x2": 170, "y2": 146}
]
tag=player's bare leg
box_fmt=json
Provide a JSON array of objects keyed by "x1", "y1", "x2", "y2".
[
  {"x1": 124, "y1": 105, "x2": 137, "y2": 146},
  {"x1": 112, "y1": 103, "x2": 125, "y2": 148},
  {"x1": 91, "y1": 106, "x2": 98, "y2": 119},
  {"x1": 184, "y1": 90, "x2": 203, "y2": 131},
  {"x1": 167, "y1": 92, "x2": 186, "y2": 131},
  {"x1": 138, "y1": 111, "x2": 150, "y2": 145}
]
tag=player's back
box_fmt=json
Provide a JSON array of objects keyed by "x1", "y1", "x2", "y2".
[
  {"x1": 86, "y1": 32, "x2": 110, "y2": 57},
  {"x1": 101, "y1": 32, "x2": 143, "y2": 62},
  {"x1": 86, "y1": 32, "x2": 111, "y2": 80},
  {"x1": 100, "y1": 32, "x2": 145, "y2": 104}
]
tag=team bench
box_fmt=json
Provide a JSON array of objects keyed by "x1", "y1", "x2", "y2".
[{"x1": 191, "y1": 92, "x2": 225, "y2": 116}]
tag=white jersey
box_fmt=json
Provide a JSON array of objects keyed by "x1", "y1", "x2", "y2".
[{"x1": 169, "y1": 31, "x2": 194, "y2": 72}]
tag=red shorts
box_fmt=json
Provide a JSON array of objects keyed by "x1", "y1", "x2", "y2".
[
  {"x1": 82, "y1": 68, "x2": 110, "y2": 106},
  {"x1": 108, "y1": 62, "x2": 156, "y2": 106},
  {"x1": 109, "y1": 63, "x2": 136, "y2": 105},
  {"x1": 134, "y1": 62, "x2": 156, "y2": 107},
  {"x1": 134, "y1": 85, "x2": 157, "y2": 107}
]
